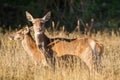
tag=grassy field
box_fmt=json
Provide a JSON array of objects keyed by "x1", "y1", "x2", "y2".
[{"x1": 0, "y1": 30, "x2": 120, "y2": 80}]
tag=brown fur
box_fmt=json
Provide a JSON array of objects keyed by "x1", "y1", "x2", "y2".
[
  {"x1": 26, "y1": 11, "x2": 104, "y2": 74},
  {"x1": 9, "y1": 27, "x2": 47, "y2": 66}
]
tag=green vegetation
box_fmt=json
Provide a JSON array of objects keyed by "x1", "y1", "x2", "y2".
[
  {"x1": 0, "y1": 1, "x2": 120, "y2": 79},
  {"x1": 0, "y1": 0, "x2": 120, "y2": 32}
]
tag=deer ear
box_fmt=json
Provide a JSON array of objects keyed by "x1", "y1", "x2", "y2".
[
  {"x1": 24, "y1": 26, "x2": 29, "y2": 34},
  {"x1": 42, "y1": 11, "x2": 51, "y2": 22},
  {"x1": 26, "y1": 11, "x2": 34, "y2": 22},
  {"x1": 29, "y1": 26, "x2": 33, "y2": 31}
]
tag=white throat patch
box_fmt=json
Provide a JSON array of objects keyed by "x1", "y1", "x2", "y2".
[{"x1": 35, "y1": 31, "x2": 43, "y2": 34}]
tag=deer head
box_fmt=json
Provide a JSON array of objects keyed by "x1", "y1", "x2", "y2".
[
  {"x1": 26, "y1": 11, "x2": 51, "y2": 34},
  {"x1": 9, "y1": 26, "x2": 30, "y2": 40}
]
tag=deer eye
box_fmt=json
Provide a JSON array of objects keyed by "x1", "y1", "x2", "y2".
[
  {"x1": 18, "y1": 32, "x2": 20, "y2": 34},
  {"x1": 40, "y1": 22, "x2": 44, "y2": 26}
]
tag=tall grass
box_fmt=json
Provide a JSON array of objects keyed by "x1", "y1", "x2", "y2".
[{"x1": 0, "y1": 30, "x2": 120, "y2": 80}]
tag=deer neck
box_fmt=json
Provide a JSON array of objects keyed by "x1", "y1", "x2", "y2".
[
  {"x1": 21, "y1": 33, "x2": 37, "y2": 57},
  {"x1": 34, "y1": 31, "x2": 50, "y2": 49}
]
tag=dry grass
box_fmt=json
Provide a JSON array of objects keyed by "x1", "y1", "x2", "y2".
[{"x1": 0, "y1": 30, "x2": 120, "y2": 80}]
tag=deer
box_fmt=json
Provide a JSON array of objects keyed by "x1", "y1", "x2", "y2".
[
  {"x1": 8, "y1": 26, "x2": 48, "y2": 67},
  {"x1": 25, "y1": 11, "x2": 104, "y2": 75},
  {"x1": 8, "y1": 26, "x2": 90, "y2": 73}
]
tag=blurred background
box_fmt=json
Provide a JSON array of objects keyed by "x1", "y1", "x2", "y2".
[{"x1": 0, "y1": 0, "x2": 120, "y2": 33}]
